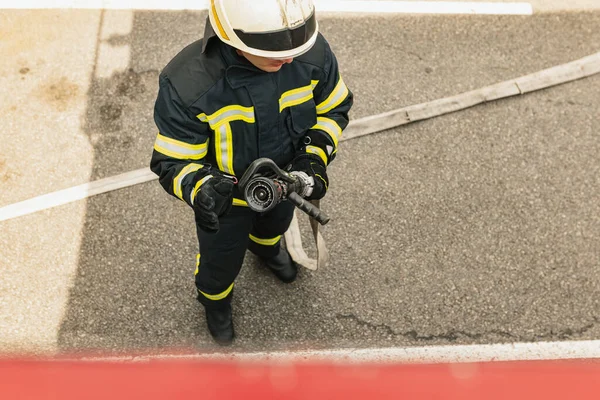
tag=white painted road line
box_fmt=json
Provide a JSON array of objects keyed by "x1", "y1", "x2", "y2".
[
  {"x1": 316, "y1": 1, "x2": 533, "y2": 15},
  {"x1": 0, "y1": 168, "x2": 157, "y2": 222},
  {"x1": 2, "y1": 51, "x2": 599, "y2": 223},
  {"x1": 0, "y1": 0, "x2": 534, "y2": 15},
  {"x1": 78, "y1": 340, "x2": 600, "y2": 363}
]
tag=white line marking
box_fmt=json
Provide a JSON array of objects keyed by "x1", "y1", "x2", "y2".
[
  {"x1": 316, "y1": 1, "x2": 533, "y2": 15},
  {"x1": 0, "y1": 169, "x2": 156, "y2": 222},
  {"x1": 75, "y1": 340, "x2": 600, "y2": 363},
  {"x1": 0, "y1": 1, "x2": 534, "y2": 15},
  {"x1": 2, "y1": 51, "x2": 598, "y2": 223}
]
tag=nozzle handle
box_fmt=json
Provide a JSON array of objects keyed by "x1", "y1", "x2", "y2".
[{"x1": 288, "y1": 192, "x2": 330, "y2": 225}]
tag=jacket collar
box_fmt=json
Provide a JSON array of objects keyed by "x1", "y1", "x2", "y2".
[
  {"x1": 221, "y1": 44, "x2": 267, "y2": 89},
  {"x1": 201, "y1": 19, "x2": 216, "y2": 54},
  {"x1": 201, "y1": 18, "x2": 266, "y2": 89}
]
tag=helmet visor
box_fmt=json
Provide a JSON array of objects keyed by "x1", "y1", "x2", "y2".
[{"x1": 233, "y1": 11, "x2": 317, "y2": 54}]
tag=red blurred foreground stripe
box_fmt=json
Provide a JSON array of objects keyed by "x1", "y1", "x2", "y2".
[{"x1": 1, "y1": 358, "x2": 599, "y2": 399}]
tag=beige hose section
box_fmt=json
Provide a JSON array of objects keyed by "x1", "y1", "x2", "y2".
[
  {"x1": 285, "y1": 51, "x2": 600, "y2": 270},
  {"x1": 2, "y1": 52, "x2": 600, "y2": 272}
]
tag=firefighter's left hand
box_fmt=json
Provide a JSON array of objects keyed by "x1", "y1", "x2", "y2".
[
  {"x1": 288, "y1": 154, "x2": 329, "y2": 200},
  {"x1": 193, "y1": 176, "x2": 234, "y2": 233}
]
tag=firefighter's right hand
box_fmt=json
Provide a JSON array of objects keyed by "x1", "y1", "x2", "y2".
[{"x1": 193, "y1": 177, "x2": 234, "y2": 233}]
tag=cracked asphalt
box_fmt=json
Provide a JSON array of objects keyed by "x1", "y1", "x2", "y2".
[
  {"x1": 1, "y1": 8, "x2": 599, "y2": 355},
  {"x1": 335, "y1": 313, "x2": 600, "y2": 343}
]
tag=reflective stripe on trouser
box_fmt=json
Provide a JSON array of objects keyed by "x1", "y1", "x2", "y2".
[
  {"x1": 194, "y1": 201, "x2": 295, "y2": 307},
  {"x1": 247, "y1": 201, "x2": 295, "y2": 259}
]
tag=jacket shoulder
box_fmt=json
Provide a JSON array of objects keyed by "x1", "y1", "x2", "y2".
[
  {"x1": 295, "y1": 33, "x2": 330, "y2": 71},
  {"x1": 161, "y1": 39, "x2": 225, "y2": 108}
]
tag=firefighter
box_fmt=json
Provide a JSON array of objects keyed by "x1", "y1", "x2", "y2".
[{"x1": 150, "y1": 0, "x2": 353, "y2": 345}]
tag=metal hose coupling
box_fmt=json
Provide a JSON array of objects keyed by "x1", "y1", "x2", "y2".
[{"x1": 289, "y1": 170, "x2": 314, "y2": 198}]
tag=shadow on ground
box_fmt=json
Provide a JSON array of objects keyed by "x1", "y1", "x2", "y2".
[{"x1": 58, "y1": 11, "x2": 600, "y2": 354}]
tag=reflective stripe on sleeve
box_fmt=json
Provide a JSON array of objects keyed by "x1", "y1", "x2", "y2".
[
  {"x1": 154, "y1": 133, "x2": 208, "y2": 160},
  {"x1": 311, "y1": 116, "x2": 341, "y2": 148},
  {"x1": 316, "y1": 76, "x2": 349, "y2": 115},
  {"x1": 173, "y1": 163, "x2": 203, "y2": 200},
  {"x1": 306, "y1": 145, "x2": 328, "y2": 166},
  {"x1": 190, "y1": 175, "x2": 213, "y2": 205}
]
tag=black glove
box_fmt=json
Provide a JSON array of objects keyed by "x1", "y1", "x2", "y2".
[
  {"x1": 193, "y1": 176, "x2": 234, "y2": 233},
  {"x1": 288, "y1": 153, "x2": 329, "y2": 200}
]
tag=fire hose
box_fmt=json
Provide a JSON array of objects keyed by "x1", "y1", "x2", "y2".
[
  {"x1": 238, "y1": 158, "x2": 330, "y2": 226},
  {"x1": 1, "y1": 52, "x2": 599, "y2": 270}
]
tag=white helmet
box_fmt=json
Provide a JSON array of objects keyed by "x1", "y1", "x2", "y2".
[{"x1": 208, "y1": 0, "x2": 319, "y2": 59}]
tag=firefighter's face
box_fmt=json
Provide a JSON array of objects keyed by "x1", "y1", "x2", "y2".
[{"x1": 237, "y1": 50, "x2": 294, "y2": 72}]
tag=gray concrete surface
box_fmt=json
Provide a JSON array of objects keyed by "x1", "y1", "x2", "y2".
[
  {"x1": 1, "y1": 9, "x2": 599, "y2": 355},
  {"x1": 56, "y1": 77, "x2": 600, "y2": 354},
  {"x1": 461, "y1": 0, "x2": 600, "y2": 12},
  {"x1": 518, "y1": 0, "x2": 600, "y2": 12},
  {"x1": 0, "y1": 9, "x2": 99, "y2": 354}
]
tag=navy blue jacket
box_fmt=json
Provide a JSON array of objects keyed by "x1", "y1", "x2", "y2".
[{"x1": 151, "y1": 25, "x2": 353, "y2": 207}]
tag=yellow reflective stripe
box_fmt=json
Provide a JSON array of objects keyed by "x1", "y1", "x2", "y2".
[
  {"x1": 197, "y1": 105, "x2": 255, "y2": 128},
  {"x1": 311, "y1": 80, "x2": 319, "y2": 89},
  {"x1": 199, "y1": 283, "x2": 234, "y2": 301},
  {"x1": 316, "y1": 76, "x2": 349, "y2": 115},
  {"x1": 215, "y1": 124, "x2": 224, "y2": 173},
  {"x1": 279, "y1": 84, "x2": 314, "y2": 112},
  {"x1": 215, "y1": 123, "x2": 235, "y2": 175},
  {"x1": 233, "y1": 198, "x2": 248, "y2": 207},
  {"x1": 315, "y1": 173, "x2": 328, "y2": 190},
  {"x1": 225, "y1": 124, "x2": 234, "y2": 175},
  {"x1": 154, "y1": 133, "x2": 208, "y2": 160},
  {"x1": 195, "y1": 253, "x2": 201, "y2": 275},
  {"x1": 173, "y1": 163, "x2": 203, "y2": 200},
  {"x1": 311, "y1": 116, "x2": 341, "y2": 147},
  {"x1": 249, "y1": 234, "x2": 281, "y2": 246},
  {"x1": 306, "y1": 145, "x2": 328, "y2": 166},
  {"x1": 154, "y1": 133, "x2": 208, "y2": 152},
  {"x1": 210, "y1": 0, "x2": 229, "y2": 40},
  {"x1": 190, "y1": 175, "x2": 213, "y2": 205}
]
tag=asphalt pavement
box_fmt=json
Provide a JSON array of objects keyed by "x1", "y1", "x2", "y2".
[{"x1": 1, "y1": 9, "x2": 599, "y2": 355}]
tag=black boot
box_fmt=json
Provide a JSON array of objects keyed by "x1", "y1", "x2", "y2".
[
  {"x1": 205, "y1": 304, "x2": 234, "y2": 346},
  {"x1": 261, "y1": 247, "x2": 298, "y2": 283}
]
